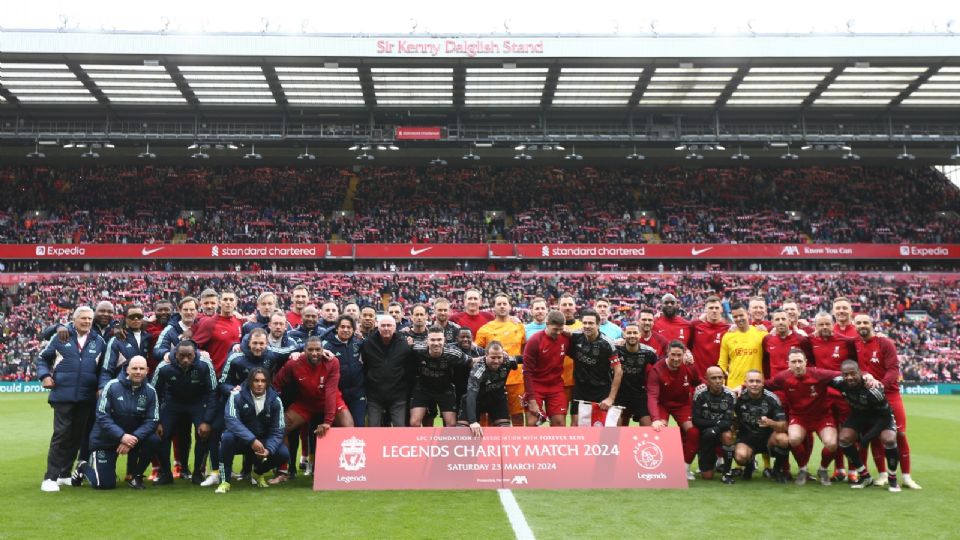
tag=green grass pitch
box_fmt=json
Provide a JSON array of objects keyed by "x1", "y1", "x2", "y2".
[{"x1": 1, "y1": 394, "x2": 957, "y2": 539}]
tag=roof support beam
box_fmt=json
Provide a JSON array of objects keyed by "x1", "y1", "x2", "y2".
[
  {"x1": 888, "y1": 65, "x2": 940, "y2": 109},
  {"x1": 715, "y1": 66, "x2": 749, "y2": 107},
  {"x1": 540, "y1": 63, "x2": 560, "y2": 108},
  {"x1": 162, "y1": 62, "x2": 199, "y2": 108},
  {"x1": 801, "y1": 66, "x2": 844, "y2": 108}
]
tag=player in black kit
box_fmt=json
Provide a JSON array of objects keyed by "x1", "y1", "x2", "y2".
[
  {"x1": 830, "y1": 360, "x2": 902, "y2": 492},
  {"x1": 692, "y1": 366, "x2": 737, "y2": 482},
  {"x1": 457, "y1": 341, "x2": 518, "y2": 437},
  {"x1": 409, "y1": 326, "x2": 476, "y2": 427},
  {"x1": 568, "y1": 309, "x2": 622, "y2": 417},
  {"x1": 733, "y1": 369, "x2": 790, "y2": 482},
  {"x1": 614, "y1": 323, "x2": 659, "y2": 426}
]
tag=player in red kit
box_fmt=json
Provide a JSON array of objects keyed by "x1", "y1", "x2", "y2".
[
  {"x1": 810, "y1": 312, "x2": 859, "y2": 482},
  {"x1": 689, "y1": 296, "x2": 728, "y2": 378},
  {"x1": 450, "y1": 288, "x2": 494, "y2": 336},
  {"x1": 748, "y1": 297, "x2": 773, "y2": 332},
  {"x1": 637, "y1": 308, "x2": 668, "y2": 359},
  {"x1": 286, "y1": 285, "x2": 310, "y2": 328},
  {"x1": 765, "y1": 348, "x2": 840, "y2": 486},
  {"x1": 192, "y1": 290, "x2": 242, "y2": 375},
  {"x1": 648, "y1": 341, "x2": 701, "y2": 480},
  {"x1": 832, "y1": 297, "x2": 858, "y2": 339},
  {"x1": 854, "y1": 314, "x2": 921, "y2": 489},
  {"x1": 522, "y1": 311, "x2": 571, "y2": 427},
  {"x1": 271, "y1": 336, "x2": 342, "y2": 484},
  {"x1": 761, "y1": 311, "x2": 814, "y2": 379},
  {"x1": 653, "y1": 293, "x2": 692, "y2": 345}
]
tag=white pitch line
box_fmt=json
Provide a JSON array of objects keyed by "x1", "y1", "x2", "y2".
[{"x1": 498, "y1": 488, "x2": 536, "y2": 540}]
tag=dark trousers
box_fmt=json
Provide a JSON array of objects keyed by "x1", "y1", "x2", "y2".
[
  {"x1": 84, "y1": 434, "x2": 161, "y2": 489},
  {"x1": 367, "y1": 398, "x2": 406, "y2": 427},
  {"x1": 46, "y1": 402, "x2": 94, "y2": 481},
  {"x1": 343, "y1": 391, "x2": 368, "y2": 428},
  {"x1": 219, "y1": 432, "x2": 290, "y2": 480},
  {"x1": 158, "y1": 404, "x2": 209, "y2": 476}
]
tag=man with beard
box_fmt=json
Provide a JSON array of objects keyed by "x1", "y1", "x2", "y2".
[
  {"x1": 289, "y1": 305, "x2": 324, "y2": 349},
  {"x1": 647, "y1": 341, "x2": 701, "y2": 480},
  {"x1": 524, "y1": 297, "x2": 549, "y2": 340},
  {"x1": 637, "y1": 308, "x2": 669, "y2": 359},
  {"x1": 832, "y1": 297, "x2": 858, "y2": 339},
  {"x1": 432, "y1": 298, "x2": 461, "y2": 344},
  {"x1": 810, "y1": 312, "x2": 859, "y2": 483},
  {"x1": 718, "y1": 302, "x2": 767, "y2": 389},
  {"x1": 854, "y1": 314, "x2": 920, "y2": 489},
  {"x1": 409, "y1": 327, "x2": 475, "y2": 428},
  {"x1": 653, "y1": 293, "x2": 692, "y2": 345},
  {"x1": 692, "y1": 366, "x2": 737, "y2": 482},
  {"x1": 568, "y1": 309, "x2": 622, "y2": 423},
  {"x1": 459, "y1": 342, "x2": 518, "y2": 436},
  {"x1": 732, "y1": 369, "x2": 790, "y2": 482},
  {"x1": 401, "y1": 304, "x2": 431, "y2": 346},
  {"x1": 319, "y1": 301, "x2": 341, "y2": 334},
  {"x1": 475, "y1": 294, "x2": 527, "y2": 426},
  {"x1": 615, "y1": 323, "x2": 659, "y2": 426}
]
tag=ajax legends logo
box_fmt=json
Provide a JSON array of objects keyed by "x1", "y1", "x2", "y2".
[{"x1": 632, "y1": 433, "x2": 669, "y2": 481}]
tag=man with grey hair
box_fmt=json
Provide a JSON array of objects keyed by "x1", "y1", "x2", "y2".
[
  {"x1": 38, "y1": 306, "x2": 107, "y2": 492},
  {"x1": 360, "y1": 315, "x2": 415, "y2": 427}
]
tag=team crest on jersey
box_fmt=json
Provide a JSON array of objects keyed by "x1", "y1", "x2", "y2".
[
  {"x1": 137, "y1": 395, "x2": 146, "y2": 409},
  {"x1": 338, "y1": 436, "x2": 367, "y2": 471}
]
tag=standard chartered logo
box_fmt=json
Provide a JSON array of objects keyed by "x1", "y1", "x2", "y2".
[
  {"x1": 541, "y1": 246, "x2": 550, "y2": 257},
  {"x1": 211, "y1": 245, "x2": 220, "y2": 257}
]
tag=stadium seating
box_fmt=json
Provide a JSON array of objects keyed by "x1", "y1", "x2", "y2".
[
  {"x1": 1, "y1": 165, "x2": 957, "y2": 244},
  {"x1": 1, "y1": 272, "x2": 956, "y2": 382}
]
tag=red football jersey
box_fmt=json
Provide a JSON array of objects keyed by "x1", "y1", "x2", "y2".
[
  {"x1": 767, "y1": 367, "x2": 839, "y2": 417},
  {"x1": 855, "y1": 335, "x2": 901, "y2": 394},
  {"x1": 191, "y1": 314, "x2": 242, "y2": 375},
  {"x1": 646, "y1": 360, "x2": 700, "y2": 415},
  {"x1": 761, "y1": 331, "x2": 813, "y2": 378},
  {"x1": 638, "y1": 333, "x2": 669, "y2": 360},
  {"x1": 653, "y1": 315, "x2": 693, "y2": 346},
  {"x1": 522, "y1": 330, "x2": 571, "y2": 397},
  {"x1": 689, "y1": 320, "x2": 728, "y2": 378}
]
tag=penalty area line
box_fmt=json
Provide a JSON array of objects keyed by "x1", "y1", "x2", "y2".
[{"x1": 498, "y1": 488, "x2": 536, "y2": 540}]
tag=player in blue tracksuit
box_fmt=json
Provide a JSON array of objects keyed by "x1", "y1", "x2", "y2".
[
  {"x1": 216, "y1": 367, "x2": 288, "y2": 493},
  {"x1": 151, "y1": 340, "x2": 217, "y2": 485},
  {"x1": 99, "y1": 304, "x2": 153, "y2": 389},
  {"x1": 236, "y1": 311, "x2": 299, "y2": 376},
  {"x1": 37, "y1": 307, "x2": 107, "y2": 492},
  {"x1": 83, "y1": 357, "x2": 160, "y2": 489},
  {"x1": 322, "y1": 315, "x2": 367, "y2": 427},
  {"x1": 153, "y1": 296, "x2": 201, "y2": 365}
]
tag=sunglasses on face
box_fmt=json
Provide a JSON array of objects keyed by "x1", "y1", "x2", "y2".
[{"x1": 127, "y1": 314, "x2": 144, "y2": 320}]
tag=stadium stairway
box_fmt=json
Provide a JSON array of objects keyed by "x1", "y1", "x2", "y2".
[
  {"x1": 342, "y1": 173, "x2": 361, "y2": 211},
  {"x1": 171, "y1": 233, "x2": 187, "y2": 244},
  {"x1": 644, "y1": 233, "x2": 661, "y2": 243}
]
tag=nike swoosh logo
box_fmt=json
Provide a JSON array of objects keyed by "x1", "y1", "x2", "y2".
[
  {"x1": 690, "y1": 247, "x2": 713, "y2": 256},
  {"x1": 141, "y1": 247, "x2": 164, "y2": 256},
  {"x1": 410, "y1": 247, "x2": 433, "y2": 256}
]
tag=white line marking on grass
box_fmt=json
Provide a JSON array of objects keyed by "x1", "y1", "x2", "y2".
[{"x1": 498, "y1": 488, "x2": 536, "y2": 540}]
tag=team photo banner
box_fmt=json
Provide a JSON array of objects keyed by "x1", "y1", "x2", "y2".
[
  {"x1": 0, "y1": 243, "x2": 956, "y2": 260},
  {"x1": 312, "y1": 427, "x2": 687, "y2": 491}
]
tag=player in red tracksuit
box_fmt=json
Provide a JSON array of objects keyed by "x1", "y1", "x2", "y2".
[
  {"x1": 810, "y1": 312, "x2": 859, "y2": 482},
  {"x1": 652, "y1": 293, "x2": 692, "y2": 345},
  {"x1": 522, "y1": 311, "x2": 571, "y2": 427},
  {"x1": 689, "y1": 296, "x2": 728, "y2": 379},
  {"x1": 270, "y1": 336, "x2": 342, "y2": 483},
  {"x1": 765, "y1": 348, "x2": 841, "y2": 486},
  {"x1": 648, "y1": 341, "x2": 701, "y2": 478},
  {"x1": 637, "y1": 308, "x2": 669, "y2": 359},
  {"x1": 854, "y1": 314, "x2": 921, "y2": 489}
]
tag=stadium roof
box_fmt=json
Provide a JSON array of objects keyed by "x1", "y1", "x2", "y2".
[{"x1": 2, "y1": 30, "x2": 960, "y2": 163}]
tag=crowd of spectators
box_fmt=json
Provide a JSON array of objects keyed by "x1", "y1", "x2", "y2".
[
  {"x1": 1, "y1": 165, "x2": 957, "y2": 245},
  {"x1": 2, "y1": 271, "x2": 956, "y2": 382}
]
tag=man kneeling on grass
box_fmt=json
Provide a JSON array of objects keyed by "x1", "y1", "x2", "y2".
[
  {"x1": 83, "y1": 356, "x2": 160, "y2": 490},
  {"x1": 216, "y1": 368, "x2": 288, "y2": 493}
]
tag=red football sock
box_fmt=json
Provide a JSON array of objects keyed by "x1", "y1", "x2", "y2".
[
  {"x1": 897, "y1": 433, "x2": 911, "y2": 474},
  {"x1": 871, "y1": 439, "x2": 887, "y2": 473}
]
